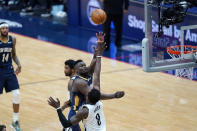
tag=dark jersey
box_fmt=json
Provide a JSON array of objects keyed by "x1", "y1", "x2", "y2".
[
  {"x1": 0, "y1": 36, "x2": 13, "y2": 67},
  {"x1": 70, "y1": 75, "x2": 92, "y2": 111}
]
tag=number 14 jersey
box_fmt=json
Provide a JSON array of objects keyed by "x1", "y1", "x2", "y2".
[{"x1": 0, "y1": 36, "x2": 13, "y2": 67}]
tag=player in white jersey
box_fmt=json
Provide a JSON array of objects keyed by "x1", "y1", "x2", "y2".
[
  {"x1": 48, "y1": 32, "x2": 124, "y2": 131},
  {"x1": 82, "y1": 93, "x2": 106, "y2": 131}
]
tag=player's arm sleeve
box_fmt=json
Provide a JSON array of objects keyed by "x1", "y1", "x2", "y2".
[
  {"x1": 57, "y1": 108, "x2": 72, "y2": 128},
  {"x1": 12, "y1": 37, "x2": 21, "y2": 67},
  {"x1": 70, "y1": 107, "x2": 89, "y2": 125},
  {"x1": 124, "y1": 0, "x2": 129, "y2": 10}
]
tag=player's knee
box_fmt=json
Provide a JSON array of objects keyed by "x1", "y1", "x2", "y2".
[{"x1": 12, "y1": 89, "x2": 20, "y2": 104}]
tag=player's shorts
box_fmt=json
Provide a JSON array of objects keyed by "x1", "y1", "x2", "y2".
[
  {"x1": 0, "y1": 67, "x2": 19, "y2": 94},
  {"x1": 68, "y1": 110, "x2": 85, "y2": 131}
]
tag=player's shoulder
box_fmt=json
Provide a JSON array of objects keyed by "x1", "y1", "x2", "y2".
[
  {"x1": 9, "y1": 35, "x2": 16, "y2": 43},
  {"x1": 97, "y1": 100, "x2": 103, "y2": 106},
  {"x1": 9, "y1": 35, "x2": 15, "y2": 40}
]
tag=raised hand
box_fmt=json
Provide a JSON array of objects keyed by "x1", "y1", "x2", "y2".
[
  {"x1": 96, "y1": 32, "x2": 105, "y2": 44},
  {"x1": 47, "y1": 97, "x2": 60, "y2": 109},
  {"x1": 96, "y1": 32, "x2": 107, "y2": 55}
]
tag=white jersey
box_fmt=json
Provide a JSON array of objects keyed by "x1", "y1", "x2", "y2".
[{"x1": 83, "y1": 101, "x2": 106, "y2": 131}]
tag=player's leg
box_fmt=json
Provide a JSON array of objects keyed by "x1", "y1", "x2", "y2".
[
  {"x1": 113, "y1": 14, "x2": 123, "y2": 48},
  {"x1": 5, "y1": 73, "x2": 21, "y2": 131},
  {"x1": 0, "y1": 74, "x2": 5, "y2": 94}
]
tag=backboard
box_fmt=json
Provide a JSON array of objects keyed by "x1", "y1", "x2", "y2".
[{"x1": 142, "y1": 0, "x2": 197, "y2": 73}]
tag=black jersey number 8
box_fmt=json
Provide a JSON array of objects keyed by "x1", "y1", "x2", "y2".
[{"x1": 95, "y1": 113, "x2": 101, "y2": 126}]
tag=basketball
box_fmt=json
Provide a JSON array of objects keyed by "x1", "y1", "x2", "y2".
[{"x1": 91, "y1": 9, "x2": 107, "y2": 25}]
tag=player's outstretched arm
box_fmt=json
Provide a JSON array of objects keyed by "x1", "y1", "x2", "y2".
[
  {"x1": 87, "y1": 32, "x2": 106, "y2": 76},
  {"x1": 48, "y1": 97, "x2": 72, "y2": 128},
  {"x1": 48, "y1": 97, "x2": 88, "y2": 128},
  {"x1": 101, "y1": 91, "x2": 125, "y2": 100},
  {"x1": 12, "y1": 37, "x2": 21, "y2": 75},
  {"x1": 87, "y1": 47, "x2": 97, "y2": 76},
  {"x1": 93, "y1": 32, "x2": 106, "y2": 91}
]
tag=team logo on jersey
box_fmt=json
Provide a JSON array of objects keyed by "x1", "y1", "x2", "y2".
[{"x1": 87, "y1": 0, "x2": 101, "y2": 26}]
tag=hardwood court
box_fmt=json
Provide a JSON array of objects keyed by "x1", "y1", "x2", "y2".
[{"x1": 0, "y1": 33, "x2": 197, "y2": 131}]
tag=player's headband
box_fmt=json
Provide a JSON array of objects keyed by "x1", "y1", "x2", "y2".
[{"x1": 0, "y1": 23, "x2": 9, "y2": 28}]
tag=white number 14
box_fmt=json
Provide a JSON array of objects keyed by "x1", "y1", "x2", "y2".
[{"x1": 2, "y1": 53, "x2": 9, "y2": 62}]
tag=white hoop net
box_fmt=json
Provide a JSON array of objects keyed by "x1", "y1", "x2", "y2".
[{"x1": 167, "y1": 45, "x2": 197, "y2": 80}]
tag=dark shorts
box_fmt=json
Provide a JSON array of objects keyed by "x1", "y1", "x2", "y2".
[
  {"x1": 68, "y1": 110, "x2": 84, "y2": 131},
  {"x1": 0, "y1": 73, "x2": 19, "y2": 94}
]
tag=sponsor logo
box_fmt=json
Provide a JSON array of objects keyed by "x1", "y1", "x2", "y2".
[
  {"x1": 0, "y1": 19, "x2": 22, "y2": 28},
  {"x1": 127, "y1": 14, "x2": 197, "y2": 43},
  {"x1": 87, "y1": 0, "x2": 101, "y2": 26},
  {"x1": 87, "y1": 36, "x2": 97, "y2": 53},
  {"x1": 122, "y1": 44, "x2": 142, "y2": 52}
]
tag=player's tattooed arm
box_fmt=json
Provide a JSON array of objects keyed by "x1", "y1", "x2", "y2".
[
  {"x1": 12, "y1": 37, "x2": 21, "y2": 75},
  {"x1": 101, "y1": 91, "x2": 125, "y2": 100},
  {"x1": 70, "y1": 107, "x2": 89, "y2": 125}
]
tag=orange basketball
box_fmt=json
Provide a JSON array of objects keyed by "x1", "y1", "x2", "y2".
[{"x1": 91, "y1": 9, "x2": 107, "y2": 25}]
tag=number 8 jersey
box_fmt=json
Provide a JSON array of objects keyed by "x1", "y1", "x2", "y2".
[
  {"x1": 0, "y1": 36, "x2": 13, "y2": 67},
  {"x1": 83, "y1": 101, "x2": 106, "y2": 131}
]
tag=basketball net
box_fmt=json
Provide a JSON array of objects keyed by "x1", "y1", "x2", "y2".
[{"x1": 167, "y1": 45, "x2": 197, "y2": 80}]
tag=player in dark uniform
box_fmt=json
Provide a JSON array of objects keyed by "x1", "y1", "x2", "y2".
[
  {"x1": 67, "y1": 60, "x2": 93, "y2": 131},
  {"x1": 48, "y1": 32, "x2": 125, "y2": 131},
  {"x1": 0, "y1": 22, "x2": 22, "y2": 131},
  {"x1": 50, "y1": 32, "x2": 124, "y2": 131},
  {"x1": 61, "y1": 58, "x2": 95, "y2": 131},
  {"x1": 61, "y1": 59, "x2": 86, "y2": 131}
]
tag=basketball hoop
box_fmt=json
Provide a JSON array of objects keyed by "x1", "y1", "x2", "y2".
[{"x1": 167, "y1": 45, "x2": 197, "y2": 80}]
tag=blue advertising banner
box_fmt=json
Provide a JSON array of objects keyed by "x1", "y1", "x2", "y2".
[
  {"x1": 67, "y1": 0, "x2": 80, "y2": 26},
  {"x1": 68, "y1": 0, "x2": 197, "y2": 44}
]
